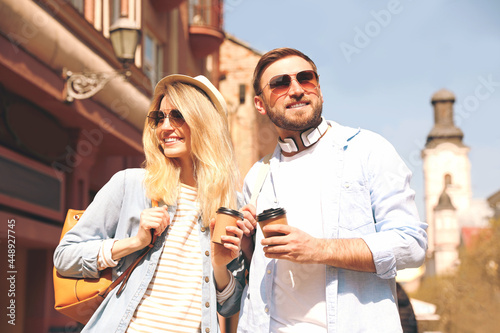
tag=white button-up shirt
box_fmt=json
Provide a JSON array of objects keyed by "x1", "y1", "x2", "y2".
[{"x1": 237, "y1": 120, "x2": 428, "y2": 333}]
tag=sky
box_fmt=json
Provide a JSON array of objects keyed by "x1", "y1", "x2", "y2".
[{"x1": 223, "y1": 0, "x2": 500, "y2": 218}]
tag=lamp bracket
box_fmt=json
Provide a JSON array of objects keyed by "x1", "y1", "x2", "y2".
[{"x1": 63, "y1": 68, "x2": 131, "y2": 102}]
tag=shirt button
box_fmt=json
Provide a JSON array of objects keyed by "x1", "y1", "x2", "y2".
[
  {"x1": 205, "y1": 329, "x2": 210, "y2": 333},
  {"x1": 205, "y1": 276, "x2": 210, "y2": 283},
  {"x1": 205, "y1": 251, "x2": 209, "y2": 256},
  {"x1": 264, "y1": 307, "x2": 269, "y2": 313},
  {"x1": 201, "y1": 227, "x2": 206, "y2": 232},
  {"x1": 267, "y1": 270, "x2": 271, "y2": 274},
  {"x1": 205, "y1": 302, "x2": 210, "y2": 308}
]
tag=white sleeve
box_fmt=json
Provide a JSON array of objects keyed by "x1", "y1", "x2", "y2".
[
  {"x1": 97, "y1": 239, "x2": 120, "y2": 270},
  {"x1": 216, "y1": 270, "x2": 236, "y2": 305}
]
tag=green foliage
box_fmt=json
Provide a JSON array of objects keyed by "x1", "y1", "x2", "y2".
[{"x1": 414, "y1": 218, "x2": 500, "y2": 333}]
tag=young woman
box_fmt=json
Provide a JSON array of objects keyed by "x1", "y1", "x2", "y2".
[{"x1": 54, "y1": 74, "x2": 245, "y2": 332}]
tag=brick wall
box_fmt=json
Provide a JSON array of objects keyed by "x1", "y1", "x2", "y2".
[{"x1": 219, "y1": 35, "x2": 278, "y2": 185}]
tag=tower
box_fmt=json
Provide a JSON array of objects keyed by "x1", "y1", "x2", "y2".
[
  {"x1": 433, "y1": 187, "x2": 460, "y2": 274},
  {"x1": 421, "y1": 89, "x2": 471, "y2": 275}
]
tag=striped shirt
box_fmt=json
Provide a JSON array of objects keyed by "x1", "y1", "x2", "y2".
[{"x1": 127, "y1": 184, "x2": 203, "y2": 333}]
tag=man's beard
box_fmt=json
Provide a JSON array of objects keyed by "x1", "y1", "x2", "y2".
[{"x1": 263, "y1": 97, "x2": 323, "y2": 132}]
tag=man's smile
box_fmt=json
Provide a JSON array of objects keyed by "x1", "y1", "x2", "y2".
[{"x1": 286, "y1": 101, "x2": 310, "y2": 109}]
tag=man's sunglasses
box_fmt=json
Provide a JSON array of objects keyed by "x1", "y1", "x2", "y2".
[
  {"x1": 259, "y1": 70, "x2": 319, "y2": 96},
  {"x1": 147, "y1": 109, "x2": 185, "y2": 129}
]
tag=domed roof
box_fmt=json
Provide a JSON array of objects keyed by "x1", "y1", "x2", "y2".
[
  {"x1": 426, "y1": 88, "x2": 464, "y2": 148},
  {"x1": 431, "y1": 89, "x2": 456, "y2": 104}
]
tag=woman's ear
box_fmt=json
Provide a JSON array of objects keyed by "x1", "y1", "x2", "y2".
[{"x1": 254, "y1": 95, "x2": 267, "y2": 115}]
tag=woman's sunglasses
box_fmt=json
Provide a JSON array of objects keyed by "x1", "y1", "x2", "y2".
[
  {"x1": 259, "y1": 70, "x2": 319, "y2": 96},
  {"x1": 147, "y1": 109, "x2": 185, "y2": 129}
]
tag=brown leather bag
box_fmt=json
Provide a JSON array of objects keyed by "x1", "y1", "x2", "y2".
[{"x1": 53, "y1": 201, "x2": 158, "y2": 324}]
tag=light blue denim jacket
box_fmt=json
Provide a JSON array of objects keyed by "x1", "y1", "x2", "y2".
[
  {"x1": 237, "y1": 121, "x2": 428, "y2": 333},
  {"x1": 53, "y1": 168, "x2": 243, "y2": 332}
]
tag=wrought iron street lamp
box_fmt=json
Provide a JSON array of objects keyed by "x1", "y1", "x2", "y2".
[{"x1": 64, "y1": 18, "x2": 141, "y2": 102}]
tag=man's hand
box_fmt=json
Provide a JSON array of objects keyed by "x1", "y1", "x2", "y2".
[
  {"x1": 261, "y1": 224, "x2": 376, "y2": 272},
  {"x1": 261, "y1": 225, "x2": 322, "y2": 264}
]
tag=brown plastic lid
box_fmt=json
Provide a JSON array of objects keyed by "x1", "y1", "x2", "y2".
[
  {"x1": 257, "y1": 208, "x2": 286, "y2": 221},
  {"x1": 216, "y1": 207, "x2": 244, "y2": 219}
]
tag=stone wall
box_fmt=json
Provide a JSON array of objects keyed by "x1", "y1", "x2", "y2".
[{"x1": 219, "y1": 35, "x2": 278, "y2": 185}]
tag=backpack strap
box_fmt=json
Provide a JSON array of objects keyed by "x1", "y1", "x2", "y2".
[{"x1": 249, "y1": 154, "x2": 272, "y2": 206}]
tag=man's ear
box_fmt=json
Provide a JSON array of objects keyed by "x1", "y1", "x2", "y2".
[
  {"x1": 318, "y1": 84, "x2": 324, "y2": 104},
  {"x1": 254, "y1": 95, "x2": 267, "y2": 115}
]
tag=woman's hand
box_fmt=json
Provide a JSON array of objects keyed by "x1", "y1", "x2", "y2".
[
  {"x1": 240, "y1": 204, "x2": 257, "y2": 264},
  {"x1": 240, "y1": 204, "x2": 257, "y2": 237},
  {"x1": 110, "y1": 206, "x2": 169, "y2": 261},
  {"x1": 210, "y1": 217, "x2": 244, "y2": 292},
  {"x1": 210, "y1": 218, "x2": 243, "y2": 268},
  {"x1": 135, "y1": 206, "x2": 170, "y2": 248}
]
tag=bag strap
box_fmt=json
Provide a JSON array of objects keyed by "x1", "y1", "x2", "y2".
[
  {"x1": 103, "y1": 199, "x2": 160, "y2": 297},
  {"x1": 249, "y1": 153, "x2": 272, "y2": 206}
]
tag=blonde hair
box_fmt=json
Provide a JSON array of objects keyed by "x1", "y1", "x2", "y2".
[{"x1": 143, "y1": 81, "x2": 240, "y2": 226}]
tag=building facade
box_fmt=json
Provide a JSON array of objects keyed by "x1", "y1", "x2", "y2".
[
  {"x1": 0, "y1": 0, "x2": 226, "y2": 332},
  {"x1": 219, "y1": 34, "x2": 278, "y2": 183},
  {"x1": 421, "y1": 89, "x2": 471, "y2": 275}
]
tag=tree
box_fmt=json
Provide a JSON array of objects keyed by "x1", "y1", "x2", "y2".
[{"x1": 414, "y1": 218, "x2": 500, "y2": 333}]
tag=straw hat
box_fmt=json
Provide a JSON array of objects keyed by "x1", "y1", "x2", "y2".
[{"x1": 154, "y1": 74, "x2": 228, "y2": 116}]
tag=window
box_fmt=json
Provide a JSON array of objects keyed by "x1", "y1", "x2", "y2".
[
  {"x1": 68, "y1": 0, "x2": 84, "y2": 14},
  {"x1": 110, "y1": 0, "x2": 121, "y2": 25},
  {"x1": 444, "y1": 174, "x2": 452, "y2": 187},
  {"x1": 189, "y1": 0, "x2": 218, "y2": 26},
  {"x1": 143, "y1": 33, "x2": 163, "y2": 86}
]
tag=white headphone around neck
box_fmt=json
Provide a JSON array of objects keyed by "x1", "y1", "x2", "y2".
[{"x1": 278, "y1": 117, "x2": 328, "y2": 153}]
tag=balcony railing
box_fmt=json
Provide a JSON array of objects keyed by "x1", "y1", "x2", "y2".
[
  {"x1": 151, "y1": 0, "x2": 184, "y2": 12},
  {"x1": 188, "y1": 0, "x2": 224, "y2": 58},
  {"x1": 189, "y1": 0, "x2": 223, "y2": 29}
]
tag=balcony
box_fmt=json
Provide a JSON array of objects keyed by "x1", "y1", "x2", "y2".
[
  {"x1": 150, "y1": 0, "x2": 184, "y2": 12},
  {"x1": 188, "y1": 0, "x2": 224, "y2": 58}
]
